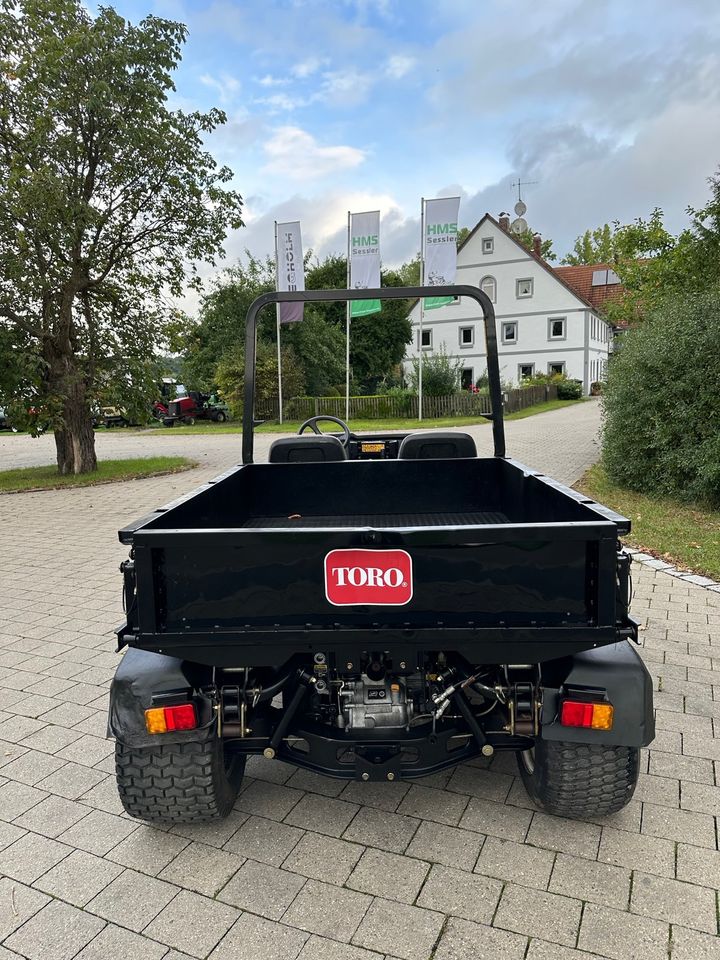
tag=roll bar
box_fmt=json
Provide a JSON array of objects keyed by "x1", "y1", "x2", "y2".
[{"x1": 242, "y1": 285, "x2": 505, "y2": 464}]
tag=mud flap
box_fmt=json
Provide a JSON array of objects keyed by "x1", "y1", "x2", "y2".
[
  {"x1": 108, "y1": 648, "x2": 216, "y2": 748},
  {"x1": 540, "y1": 640, "x2": 655, "y2": 748}
]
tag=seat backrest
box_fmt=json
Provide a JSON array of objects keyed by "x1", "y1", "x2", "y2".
[
  {"x1": 398, "y1": 431, "x2": 477, "y2": 460},
  {"x1": 268, "y1": 435, "x2": 348, "y2": 463}
]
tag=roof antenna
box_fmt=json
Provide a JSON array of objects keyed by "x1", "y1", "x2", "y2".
[{"x1": 509, "y1": 177, "x2": 538, "y2": 235}]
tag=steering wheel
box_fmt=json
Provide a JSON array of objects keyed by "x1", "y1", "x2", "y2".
[{"x1": 297, "y1": 415, "x2": 351, "y2": 447}]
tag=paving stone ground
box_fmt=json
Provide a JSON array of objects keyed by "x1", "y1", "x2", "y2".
[{"x1": 0, "y1": 400, "x2": 718, "y2": 960}]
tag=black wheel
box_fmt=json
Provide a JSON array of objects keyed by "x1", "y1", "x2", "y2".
[
  {"x1": 115, "y1": 737, "x2": 244, "y2": 823},
  {"x1": 214, "y1": 410, "x2": 227, "y2": 423},
  {"x1": 517, "y1": 738, "x2": 639, "y2": 819}
]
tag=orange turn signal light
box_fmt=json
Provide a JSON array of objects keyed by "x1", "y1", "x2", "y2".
[
  {"x1": 560, "y1": 700, "x2": 614, "y2": 731},
  {"x1": 144, "y1": 703, "x2": 198, "y2": 734}
]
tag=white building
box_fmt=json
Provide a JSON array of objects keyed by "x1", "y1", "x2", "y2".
[{"x1": 405, "y1": 213, "x2": 612, "y2": 395}]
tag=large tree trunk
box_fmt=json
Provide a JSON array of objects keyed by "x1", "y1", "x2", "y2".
[
  {"x1": 54, "y1": 390, "x2": 97, "y2": 475},
  {"x1": 46, "y1": 333, "x2": 97, "y2": 476}
]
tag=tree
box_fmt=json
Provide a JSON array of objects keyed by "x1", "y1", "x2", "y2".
[
  {"x1": 0, "y1": 0, "x2": 243, "y2": 473},
  {"x1": 296, "y1": 254, "x2": 413, "y2": 394},
  {"x1": 514, "y1": 227, "x2": 556, "y2": 261},
  {"x1": 182, "y1": 253, "x2": 275, "y2": 388},
  {"x1": 281, "y1": 311, "x2": 345, "y2": 396},
  {"x1": 602, "y1": 290, "x2": 720, "y2": 505},
  {"x1": 215, "y1": 341, "x2": 305, "y2": 420},
  {"x1": 561, "y1": 224, "x2": 615, "y2": 265}
]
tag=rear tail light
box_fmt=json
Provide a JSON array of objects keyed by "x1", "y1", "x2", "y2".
[
  {"x1": 145, "y1": 703, "x2": 198, "y2": 734},
  {"x1": 560, "y1": 699, "x2": 614, "y2": 731}
]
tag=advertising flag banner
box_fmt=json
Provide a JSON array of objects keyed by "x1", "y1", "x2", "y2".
[
  {"x1": 349, "y1": 210, "x2": 381, "y2": 318},
  {"x1": 276, "y1": 221, "x2": 304, "y2": 323},
  {"x1": 423, "y1": 197, "x2": 460, "y2": 309}
]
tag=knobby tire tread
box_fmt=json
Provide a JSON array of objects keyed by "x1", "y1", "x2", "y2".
[{"x1": 115, "y1": 738, "x2": 243, "y2": 823}]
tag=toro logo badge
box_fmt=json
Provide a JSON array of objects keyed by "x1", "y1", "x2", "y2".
[{"x1": 324, "y1": 549, "x2": 413, "y2": 606}]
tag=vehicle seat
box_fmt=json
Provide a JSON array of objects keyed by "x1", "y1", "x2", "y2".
[
  {"x1": 398, "y1": 431, "x2": 477, "y2": 459},
  {"x1": 268, "y1": 435, "x2": 348, "y2": 463}
]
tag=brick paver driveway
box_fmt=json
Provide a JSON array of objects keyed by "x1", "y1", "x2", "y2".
[{"x1": 0, "y1": 401, "x2": 718, "y2": 960}]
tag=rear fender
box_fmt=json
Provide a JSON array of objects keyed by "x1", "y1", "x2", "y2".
[
  {"x1": 108, "y1": 648, "x2": 216, "y2": 748},
  {"x1": 540, "y1": 640, "x2": 654, "y2": 748}
]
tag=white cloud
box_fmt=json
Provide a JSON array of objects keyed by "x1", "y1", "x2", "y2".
[
  {"x1": 262, "y1": 126, "x2": 366, "y2": 180},
  {"x1": 256, "y1": 73, "x2": 289, "y2": 87},
  {"x1": 292, "y1": 57, "x2": 325, "y2": 78},
  {"x1": 255, "y1": 92, "x2": 304, "y2": 113},
  {"x1": 199, "y1": 72, "x2": 241, "y2": 104},
  {"x1": 385, "y1": 54, "x2": 416, "y2": 79}
]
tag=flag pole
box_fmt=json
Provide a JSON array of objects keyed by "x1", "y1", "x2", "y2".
[
  {"x1": 345, "y1": 210, "x2": 351, "y2": 423},
  {"x1": 274, "y1": 221, "x2": 283, "y2": 424},
  {"x1": 418, "y1": 198, "x2": 425, "y2": 422}
]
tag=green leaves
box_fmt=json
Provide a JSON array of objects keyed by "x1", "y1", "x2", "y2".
[
  {"x1": 603, "y1": 289, "x2": 720, "y2": 506},
  {"x1": 0, "y1": 0, "x2": 243, "y2": 466}
]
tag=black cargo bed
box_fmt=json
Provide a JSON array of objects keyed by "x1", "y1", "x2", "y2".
[
  {"x1": 117, "y1": 455, "x2": 633, "y2": 668},
  {"x1": 242, "y1": 511, "x2": 509, "y2": 528}
]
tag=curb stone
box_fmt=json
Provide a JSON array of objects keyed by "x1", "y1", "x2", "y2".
[{"x1": 625, "y1": 549, "x2": 720, "y2": 593}]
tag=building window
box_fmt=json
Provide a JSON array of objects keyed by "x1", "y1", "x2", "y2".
[
  {"x1": 461, "y1": 368, "x2": 474, "y2": 390},
  {"x1": 548, "y1": 317, "x2": 566, "y2": 340},
  {"x1": 481, "y1": 237, "x2": 494, "y2": 255},
  {"x1": 502, "y1": 321, "x2": 517, "y2": 344},
  {"x1": 518, "y1": 363, "x2": 534, "y2": 380},
  {"x1": 516, "y1": 278, "x2": 533, "y2": 299},
  {"x1": 480, "y1": 276, "x2": 496, "y2": 302},
  {"x1": 548, "y1": 361, "x2": 566, "y2": 376},
  {"x1": 459, "y1": 326, "x2": 474, "y2": 348},
  {"x1": 419, "y1": 328, "x2": 432, "y2": 349}
]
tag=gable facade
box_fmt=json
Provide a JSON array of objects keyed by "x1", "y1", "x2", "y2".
[{"x1": 404, "y1": 214, "x2": 612, "y2": 394}]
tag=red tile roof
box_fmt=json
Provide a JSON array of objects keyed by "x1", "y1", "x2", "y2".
[{"x1": 553, "y1": 263, "x2": 627, "y2": 313}]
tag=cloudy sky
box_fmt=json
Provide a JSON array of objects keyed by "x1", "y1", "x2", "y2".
[{"x1": 107, "y1": 0, "x2": 720, "y2": 306}]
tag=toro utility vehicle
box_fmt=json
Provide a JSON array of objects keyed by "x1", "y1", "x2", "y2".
[{"x1": 109, "y1": 284, "x2": 653, "y2": 823}]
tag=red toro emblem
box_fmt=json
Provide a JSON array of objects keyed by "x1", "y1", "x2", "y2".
[{"x1": 324, "y1": 549, "x2": 413, "y2": 606}]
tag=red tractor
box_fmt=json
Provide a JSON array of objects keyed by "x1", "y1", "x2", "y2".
[{"x1": 153, "y1": 382, "x2": 229, "y2": 426}]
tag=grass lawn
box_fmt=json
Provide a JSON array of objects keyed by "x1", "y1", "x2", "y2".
[
  {"x1": 0, "y1": 456, "x2": 195, "y2": 494},
  {"x1": 577, "y1": 463, "x2": 720, "y2": 580},
  {"x1": 131, "y1": 397, "x2": 584, "y2": 436}
]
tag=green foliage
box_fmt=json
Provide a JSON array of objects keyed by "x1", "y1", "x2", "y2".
[
  {"x1": 602, "y1": 290, "x2": 720, "y2": 505},
  {"x1": 282, "y1": 311, "x2": 345, "y2": 396},
  {"x1": 193, "y1": 252, "x2": 412, "y2": 400},
  {"x1": 561, "y1": 224, "x2": 615, "y2": 265},
  {"x1": 215, "y1": 341, "x2": 305, "y2": 419},
  {"x1": 514, "y1": 228, "x2": 556, "y2": 261},
  {"x1": 396, "y1": 254, "x2": 421, "y2": 287},
  {"x1": 556, "y1": 379, "x2": 582, "y2": 400},
  {"x1": 0, "y1": 0, "x2": 243, "y2": 472},
  {"x1": 182, "y1": 253, "x2": 275, "y2": 388},
  {"x1": 407, "y1": 346, "x2": 462, "y2": 396}
]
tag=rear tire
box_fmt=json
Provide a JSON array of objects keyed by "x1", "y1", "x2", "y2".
[
  {"x1": 115, "y1": 737, "x2": 244, "y2": 823},
  {"x1": 214, "y1": 410, "x2": 227, "y2": 423},
  {"x1": 517, "y1": 738, "x2": 639, "y2": 819}
]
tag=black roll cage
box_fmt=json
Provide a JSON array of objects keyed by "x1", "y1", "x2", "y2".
[{"x1": 242, "y1": 285, "x2": 504, "y2": 464}]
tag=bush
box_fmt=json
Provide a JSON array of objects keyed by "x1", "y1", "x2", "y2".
[
  {"x1": 215, "y1": 342, "x2": 305, "y2": 419},
  {"x1": 556, "y1": 378, "x2": 582, "y2": 399},
  {"x1": 407, "y1": 347, "x2": 462, "y2": 396},
  {"x1": 602, "y1": 290, "x2": 720, "y2": 505}
]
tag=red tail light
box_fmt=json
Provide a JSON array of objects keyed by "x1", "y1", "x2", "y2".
[
  {"x1": 560, "y1": 699, "x2": 613, "y2": 730},
  {"x1": 145, "y1": 703, "x2": 198, "y2": 734}
]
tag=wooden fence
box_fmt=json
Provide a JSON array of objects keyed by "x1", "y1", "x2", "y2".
[{"x1": 255, "y1": 384, "x2": 557, "y2": 422}]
